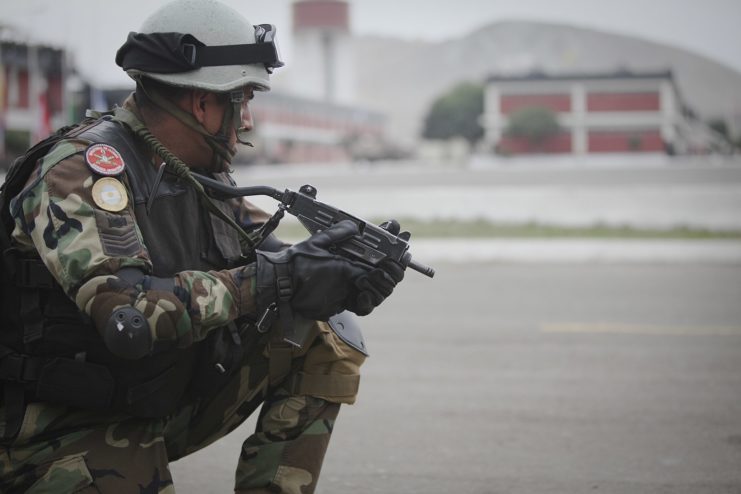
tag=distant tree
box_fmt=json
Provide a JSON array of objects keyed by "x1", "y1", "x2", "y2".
[
  {"x1": 682, "y1": 105, "x2": 698, "y2": 120},
  {"x1": 707, "y1": 118, "x2": 741, "y2": 151},
  {"x1": 422, "y1": 82, "x2": 484, "y2": 145},
  {"x1": 628, "y1": 134, "x2": 643, "y2": 151},
  {"x1": 708, "y1": 119, "x2": 730, "y2": 141},
  {"x1": 505, "y1": 106, "x2": 560, "y2": 146}
]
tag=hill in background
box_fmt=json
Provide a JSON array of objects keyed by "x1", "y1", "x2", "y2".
[{"x1": 352, "y1": 21, "x2": 741, "y2": 146}]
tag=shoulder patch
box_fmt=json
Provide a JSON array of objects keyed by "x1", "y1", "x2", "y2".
[
  {"x1": 85, "y1": 143, "x2": 126, "y2": 176},
  {"x1": 92, "y1": 177, "x2": 129, "y2": 212}
]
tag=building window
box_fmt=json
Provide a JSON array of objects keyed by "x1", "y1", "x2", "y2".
[
  {"x1": 16, "y1": 70, "x2": 30, "y2": 109},
  {"x1": 48, "y1": 74, "x2": 64, "y2": 114},
  {"x1": 587, "y1": 129, "x2": 663, "y2": 152},
  {"x1": 587, "y1": 92, "x2": 660, "y2": 112},
  {"x1": 501, "y1": 93, "x2": 571, "y2": 115},
  {"x1": 498, "y1": 131, "x2": 573, "y2": 154}
]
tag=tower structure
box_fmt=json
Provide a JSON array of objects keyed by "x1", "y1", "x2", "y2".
[{"x1": 291, "y1": 0, "x2": 355, "y2": 104}]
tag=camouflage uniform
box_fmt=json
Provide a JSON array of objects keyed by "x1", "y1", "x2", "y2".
[{"x1": 0, "y1": 98, "x2": 365, "y2": 493}]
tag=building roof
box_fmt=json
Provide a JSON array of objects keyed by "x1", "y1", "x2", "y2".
[
  {"x1": 486, "y1": 69, "x2": 675, "y2": 83},
  {"x1": 0, "y1": 24, "x2": 62, "y2": 49}
]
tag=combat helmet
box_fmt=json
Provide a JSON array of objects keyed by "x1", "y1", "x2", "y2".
[
  {"x1": 115, "y1": 0, "x2": 284, "y2": 166},
  {"x1": 116, "y1": 0, "x2": 282, "y2": 92}
]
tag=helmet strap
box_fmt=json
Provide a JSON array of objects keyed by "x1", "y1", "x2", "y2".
[
  {"x1": 112, "y1": 105, "x2": 262, "y2": 252},
  {"x1": 138, "y1": 80, "x2": 237, "y2": 171}
]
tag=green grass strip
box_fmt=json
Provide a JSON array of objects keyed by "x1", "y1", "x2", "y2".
[{"x1": 273, "y1": 218, "x2": 741, "y2": 240}]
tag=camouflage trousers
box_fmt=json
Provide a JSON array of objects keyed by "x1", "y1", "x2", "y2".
[{"x1": 0, "y1": 321, "x2": 365, "y2": 493}]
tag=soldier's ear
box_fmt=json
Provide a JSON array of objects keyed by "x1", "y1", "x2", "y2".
[{"x1": 190, "y1": 90, "x2": 210, "y2": 125}]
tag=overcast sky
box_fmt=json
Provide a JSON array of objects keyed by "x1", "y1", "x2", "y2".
[{"x1": 3, "y1": 0, "x2": 741, "y2": 87}]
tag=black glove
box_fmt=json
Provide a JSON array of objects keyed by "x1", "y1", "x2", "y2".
[
  {"x1": 352, "y1": 219, "x2": 406, "y2": 316},
  {"x1": 255, "y1": 220, "x2": 374, "y2": 321},
  {"x1": 352, "y1": 259, "x2": 404, "y2": 315}
]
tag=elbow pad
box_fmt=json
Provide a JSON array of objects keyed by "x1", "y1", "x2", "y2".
[
  {"x1": 101, "y1": 268, "x2": 171, "y2": 360},
  {"x1": 104, "y1": 306, "x2": 152, "y2": 360}
]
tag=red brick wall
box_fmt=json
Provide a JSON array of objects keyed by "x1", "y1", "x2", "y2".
[
  {"x1": 588, "y1": 130, "x2": 663, "y2": 152},
  {"x1": 499, "y1": 132, "x2": 572, "y2": 154},
  {"x1": 587, "y1": 92, "x2": 660, "y2": 112},
  {"x1": 500, "y1": 94, "x2": 571, "y2": 115}
]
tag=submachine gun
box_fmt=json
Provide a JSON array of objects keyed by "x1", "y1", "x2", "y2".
[{"x1": 191, "y1": 174, "x2": 435, "y2": 279}]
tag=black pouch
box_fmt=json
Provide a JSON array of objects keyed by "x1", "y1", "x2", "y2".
[
  {"x1": 36, "y1": 358, "x2": 115, "y2": 410},
  {"x1": 124, "y1": 362, "x2": 189, "y2": 417},
  {"x1": 189, "y1": 323, "x2": 245, "y2": 401}
]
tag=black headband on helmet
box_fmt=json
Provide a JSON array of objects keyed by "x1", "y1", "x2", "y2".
[{"x1": 115, "y1": 26, "x2": 284, "y2": 74}]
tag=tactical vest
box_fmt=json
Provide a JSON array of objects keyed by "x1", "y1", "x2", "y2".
[{"x1": 0, "y1": 116, "x2": 252, "y2": 439}]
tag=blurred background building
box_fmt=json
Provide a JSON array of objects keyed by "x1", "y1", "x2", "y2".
[
  {"x1": 289, "y1": 0, "x2": 355, "y2": 104},
  {"x1": 482, "y1": 70, "x2": 731, "y2": 156},
  {"x1": 248, "y1": 92, "x2": 384, "y2": 164},
  {"x1": 2, "y1": 0, "x2": 740, "y2": 168},
  {"x1": 244, "y1": 0, "x2": 389, "y2": 164},
  {"x1": 0, "y1": 26, "x2": 68, "y2": 165}
]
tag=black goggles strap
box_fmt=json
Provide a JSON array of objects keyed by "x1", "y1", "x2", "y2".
[
  {"x1": 194, "y1": 42, "x2": 282, "y2": 69},
  {"x1": 116, "y1": 31, "x2": 283, "y2": 74}
]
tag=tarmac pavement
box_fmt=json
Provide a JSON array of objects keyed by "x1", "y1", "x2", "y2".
[{"x1": 171, "y1": 261, "x2": 741, "y2": 493}]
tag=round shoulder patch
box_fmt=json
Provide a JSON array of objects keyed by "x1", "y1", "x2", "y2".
[
  {"x1": 85, "y1": 144, "x2": 126, "y2": 176},
  {"x1": 92, "y1": 177, "x2": 129, "y2": 212}
]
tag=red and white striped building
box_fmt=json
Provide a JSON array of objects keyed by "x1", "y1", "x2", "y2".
[
  {"x1": 246, "y1": 91, "x2": 385, "y2": 163},
  {"x1": 482, "y1": 70, "x2": 723, "y2": 155}
]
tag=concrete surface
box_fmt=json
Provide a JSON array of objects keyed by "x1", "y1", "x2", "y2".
[{"x1": 171, "y1": 262, "x2": 741, "y2": 493}]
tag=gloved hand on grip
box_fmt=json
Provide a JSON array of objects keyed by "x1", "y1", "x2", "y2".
[
  {"x1": 353, "y1": 219, "x2": 406, "y2": 316},
  {"x1": 256, "y1": 220, "x2": 377, "y2": 321},
  {"x1": 352, "y1": 259, "x2": 404, "y2": 315}
]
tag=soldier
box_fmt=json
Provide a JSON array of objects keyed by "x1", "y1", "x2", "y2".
[{"x1": 0, "y1": 0, "x2": 404, "y2": 492}]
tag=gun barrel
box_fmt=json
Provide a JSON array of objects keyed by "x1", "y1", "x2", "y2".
[{"x1": 407, "y1": 257, "x2": 435, "y2": 278}]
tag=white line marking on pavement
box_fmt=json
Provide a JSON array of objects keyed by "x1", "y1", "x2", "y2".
[{"x1": 540, "y1": 322, "x2": 741, "y2": 335}]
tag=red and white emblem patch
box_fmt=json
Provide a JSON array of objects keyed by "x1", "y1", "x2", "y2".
[{"x1": 85, "y1": 144, "x2": 126, "y2": 176}]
